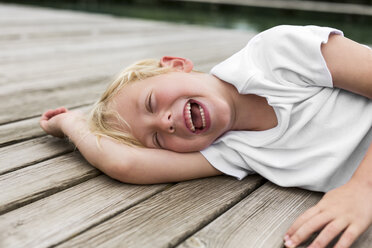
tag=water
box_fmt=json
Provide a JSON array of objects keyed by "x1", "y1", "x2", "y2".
[{"x1": 2, "y1": 0, "x2": 372, "y2": 43}]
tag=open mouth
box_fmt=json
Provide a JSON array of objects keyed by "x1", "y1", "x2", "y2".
[{"x1": 183, "y1": 99, "x2": 210, "y2": 134}]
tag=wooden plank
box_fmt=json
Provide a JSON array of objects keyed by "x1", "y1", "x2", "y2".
[
  {"x1": 0, "y1": 116, "x2": 44, "y2": 145},
  {"x1": 0, "y1": 30, "x2": 249, "y2": 84},
  {"x1": 0, "y1": 32, "x2": 250, "y2": 89},
  {"x1": 353, "y1": 226, "x2": 372, "y2": 248},
  {"x1": 177, "y1": 182, "x2": 321, "y2": 248},
  {"x1": 0, "y1": 152, "x2": 100, "y2": 215},
  {"x1": 0, "y1": 79, "x2": 104, "y2": 124},
  {"x1": 177, "y1": 182, "x2": 372, "y2": 248},
  {"x1": 0, "y1": 20, "x2": 187, "y2": 39},
  {"x1": 0, "y1": 5, "x2": 116, "y2": 27},
  {"x1": 0, "y1": 136, "x2": 74, "y2": 175},
  {"x1": 56, "y1": 176, "x2": 266, "y2": 248},
  {"x1": 0, "y1": 175, "x2": 169, "y2": 248},
  {"x1": 0, "y1": 27, "x2": 200, "y2": 57},
  {"x1": 0, "y1": 28, "x2": 248, "y2": 65}
]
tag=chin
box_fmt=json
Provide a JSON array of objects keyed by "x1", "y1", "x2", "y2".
[{"x1": 172, "y1": 142, "x2": 212, "y2": 153}]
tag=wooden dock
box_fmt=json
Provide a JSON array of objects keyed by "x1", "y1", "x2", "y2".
[{"x1": 0, "y1": 3, "x2": 371, "y2": 248}]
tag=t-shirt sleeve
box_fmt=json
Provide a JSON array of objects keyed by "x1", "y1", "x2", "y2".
[
  {"x1": 258, "y1": 25, "x2": 343, "y2": 88},
  {"x1": 200, "y1": 139, "x2": 255, "y2": 180}
]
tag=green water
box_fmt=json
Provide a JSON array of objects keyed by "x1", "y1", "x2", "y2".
[{"x1": 2, "y1": 0, "x2": 372, "y2": 43}]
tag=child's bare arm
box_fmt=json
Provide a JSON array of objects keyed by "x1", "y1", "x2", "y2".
[
  {"x1": 322, "y1": 34, "x2": 372, "y2": 99},
  {"x1": 284, "y1": 35, "x2": 372, "y2": 248},
  {"x1": 40, "y1": 108, "x2": 222, "y2": 184}
]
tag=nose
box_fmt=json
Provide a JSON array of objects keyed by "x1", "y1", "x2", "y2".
[{"x1": 157, "y1": 112, "x2": 175, "y2": 134}]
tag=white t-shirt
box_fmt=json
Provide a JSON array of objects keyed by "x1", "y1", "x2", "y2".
[{"x1": 201, "y1": 25, "x2": 372, "y2": 192}]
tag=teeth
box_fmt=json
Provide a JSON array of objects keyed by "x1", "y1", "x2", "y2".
[
  {"x1": 199, "y1": 105, "x2": 206, "y2": 128},
  {"x1": 186, "y1": 102, "x2": 195, "y2": 131},
  {"x1": 186, "y1": 102, "x2": 191, "y2": 110},
  {"x1": 186, "y1": 101, "x2": 207, "y2": 132}
]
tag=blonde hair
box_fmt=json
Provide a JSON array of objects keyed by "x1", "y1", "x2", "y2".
[{"x1": 88, "y1": 58, "x2": 174, "y2": 147}]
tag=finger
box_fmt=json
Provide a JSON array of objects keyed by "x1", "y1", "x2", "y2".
[
  {"x1": 39, "y1": 119, "x2": 49, "y2": 131},
  {"x1": 56, "y1": 107, "x2": 67, "y2": 113},
  {"x1": 45, "y1": 108, "x2": 65, "y2": 119},
  {"x1": 285, "y1": 213, "x2": 332, "y2": 248},
  {"x1": 307, "y1": 219, "x2": 347, "y2": 248},
  {"x1": 334, "y1": 224, "x2": 363, "y2": 248},
  {"x1": 44, "y1": 109, "x2": 57, "y2": 119},
  {"x1": 286, "y1": 206, "x2": 321, "y2": 237},
  {"x1": 40, "y1": 114, "x2": 49, "y2": 121}
]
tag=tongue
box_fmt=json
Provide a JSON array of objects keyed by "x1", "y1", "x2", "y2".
[{"x1": 191, "y1": 103, "x2": 203, "y2": 129}]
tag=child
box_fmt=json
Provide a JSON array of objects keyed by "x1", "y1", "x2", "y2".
[{"x1": 40, "y1": 25, "x2": 372, "y2": 248}]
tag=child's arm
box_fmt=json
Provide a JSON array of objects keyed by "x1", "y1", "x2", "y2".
[
  {"x1": 284, "y1": 35, "x2": 372, "y2": 248},
  {"x1": 39, "y1": 108, "x2": 222, "y2": 184},
  {"x1": 321, "y1": 34, "x2": 372, "y2": 99}
]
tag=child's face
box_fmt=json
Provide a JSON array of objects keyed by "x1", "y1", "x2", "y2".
[{"x1": 111, "y1": 71, "x2": 235, "y2": 152}]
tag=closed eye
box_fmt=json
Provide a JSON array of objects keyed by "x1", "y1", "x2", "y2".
[
  {"x1": 146, "y1": 91, "x2": 153, "y2": 113},
  {"x1": 152, "y1": 132, "x2": 162, "y2": 148}
]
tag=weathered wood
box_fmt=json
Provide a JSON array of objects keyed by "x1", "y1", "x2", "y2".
[
  {"x1": 0, "y1": 80, "x2": 104, "y2": 124},
  {"x1": 0, "y1": 29, "x2": 214, "y2": 63},
  {"x1": 0, "y1": 116, "x2": 45, "y2": 145},
  {"x1": 56, "y1": 176, "x2": 266, "y2": 248},
  {"x1": 177, "y1": 182, "x2": 372, "y2": 248},
  {"x1": 177, "y1": 182, "x2": 322, "y2": 248},
  {"x1": 0, "y1": 175, "x2": 169, "y2": 248},
  {"x1": 0, "y1": 31, "x2": 250, "y2": 87},
  {"x1": 0, "y1": 4, "x2": 115, "y2": 27},
  {"x1": 0, "y1": 136, "x2": 75, "y2": 175},
  {"x1": 1, "y1": 3, "x2": 370, "y2": 248},
  {"x1": 0, "y1": 21, "x2": 174, "y2": 39},
  {"x1": 0, "y1": 152, "x2": 100, "y2": 215},
  {"x1": 352, "y1": 225, "x2": 372, "y2": 248}
]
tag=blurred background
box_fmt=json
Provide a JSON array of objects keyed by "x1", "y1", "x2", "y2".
[{"x1": 0, "y1": 0, "x2": 372, "y2": 43}]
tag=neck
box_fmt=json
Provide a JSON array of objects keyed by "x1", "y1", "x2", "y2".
[{"x1": 221, "y1": 80, "x2": 277, "y2": 132}]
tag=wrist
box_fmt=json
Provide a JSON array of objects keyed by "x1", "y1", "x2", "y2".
[
  {"x1": 348, "y1": 173, "x2": 372, "y2": 194},
  {"x1": 59, "y1": 112, "x2": 88, "y2": 137}
]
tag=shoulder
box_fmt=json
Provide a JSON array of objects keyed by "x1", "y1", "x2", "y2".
[{"x1": 258, "y1": 25, "x2": 343, "y2": 50}]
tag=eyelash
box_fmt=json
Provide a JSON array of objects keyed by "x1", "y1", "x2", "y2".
[
  {"x1": 148, "y1": 91, "x2": 153, "y2": 113},
  {"x1": 153, "y1": 132, "x2": 161, "y2": 148},
  {"x1": 147, "y1": 92, "x2": 160, "y2": 148}
]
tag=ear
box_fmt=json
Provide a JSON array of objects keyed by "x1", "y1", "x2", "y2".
[{"x1": 160, "y1": 56, "x2": 194, "y2": 72}]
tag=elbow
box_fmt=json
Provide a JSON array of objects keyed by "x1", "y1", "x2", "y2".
[{"x1": 94, "y1": 157, "x2": 135, "y2": 183}]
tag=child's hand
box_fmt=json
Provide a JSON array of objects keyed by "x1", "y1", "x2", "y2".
[
  {"x1": 39, "y1": 107, "x2": 71, "y2": 138},
  {"x1": 284, "y1": 181, "x2": 372, "y2": 248}
]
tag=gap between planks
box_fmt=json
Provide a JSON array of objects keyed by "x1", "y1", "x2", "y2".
[
  {"x1": 0, "y1": 175, "x2": 171, "y2": 248},
  {"x1": 55, "y1": 176, "x2": 265, "y2": 248}
]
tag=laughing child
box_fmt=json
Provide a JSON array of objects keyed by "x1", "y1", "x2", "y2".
[{"x1": 40, "y1": 25, "x2": 372, "y2": 248}]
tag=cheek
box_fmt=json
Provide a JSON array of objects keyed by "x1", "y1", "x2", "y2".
[{"x1": 156, "y1": 91, "x2": 178, "y2": 106}]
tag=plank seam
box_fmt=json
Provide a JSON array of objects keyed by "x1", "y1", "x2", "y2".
[
  {"x1": 0, "y1": 134, "x2": 46, "y2": 149},
  {"x1": 0, "y1": 169, "x2": 101, "y2": 216},
  {"x1": 170, "y1": 177, "x2": 267, "y2": 248},
  {"x1": 0, "y1": 148, "x2": 74, "y2": 176},
  {"x1": 50, "y1": 183, "x2": 176, "y2": 248}
]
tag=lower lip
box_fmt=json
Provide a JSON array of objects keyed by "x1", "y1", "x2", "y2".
[{"x1": 187, "y1": 99, "x2": 211, "y2": 134}]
